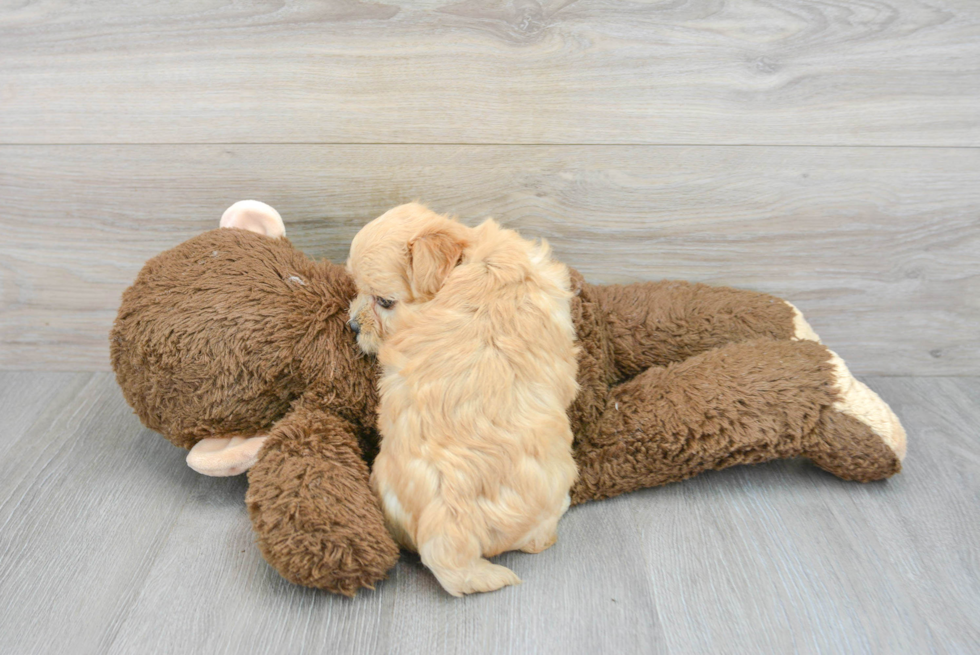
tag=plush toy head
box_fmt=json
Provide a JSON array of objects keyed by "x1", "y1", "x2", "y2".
[
  {"x1": 111, "y1": 201, "x2": 400, "y2": 594},
  {"x1": 111, "y1": 200, "x2": 380, "y2": 472}
]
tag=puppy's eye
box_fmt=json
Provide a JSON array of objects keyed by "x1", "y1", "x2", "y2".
[{"x1": 375, "y1": 297, "x2": 395, "y2": 310}]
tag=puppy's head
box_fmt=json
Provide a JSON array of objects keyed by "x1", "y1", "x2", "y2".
[{"x1": 347, "y1": 203, "x2": 469, "y2": 354}]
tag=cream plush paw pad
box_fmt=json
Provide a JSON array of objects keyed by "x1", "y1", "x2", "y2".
[
  {"x1": 786, "y1": 302, "x2": 821, "y2": 342},
  {"x1": 828, "y1": 351, "x2": 907, "y2": 460},
  {"x1": 186, "y1": 436, "x2": 269, "y2": 476}
]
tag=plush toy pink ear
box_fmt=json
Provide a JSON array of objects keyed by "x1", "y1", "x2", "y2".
[
  {"x1": 219, "y1": 200, "x2": 286, "y2": 238},
  {"x1": 186, "y1": 436, "x2": 269, "y2": 476}
]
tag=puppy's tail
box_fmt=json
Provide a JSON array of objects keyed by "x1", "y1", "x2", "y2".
[{"x1": 419, "y1": 534, "x2": 521, "y2": 597}]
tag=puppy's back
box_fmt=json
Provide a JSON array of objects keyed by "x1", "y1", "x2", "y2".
[{"x1": 380, "y1": 219, "x2": 578, "y2": 433}]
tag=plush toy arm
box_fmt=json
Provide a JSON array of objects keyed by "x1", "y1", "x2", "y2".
[
  {"x1": 571, "y1": 338, "x2": 904, "y2": 504},
  {"x1": 590, "y1": 280, "x2": 819, "y2": 379},
  {"x1": 245, "y1": 402, "x2": 399, "y2": 596}
]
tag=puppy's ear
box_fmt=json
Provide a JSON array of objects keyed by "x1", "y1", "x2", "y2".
[{"x1": 408, "y1": 228, "x2": 466, "y2": 300}]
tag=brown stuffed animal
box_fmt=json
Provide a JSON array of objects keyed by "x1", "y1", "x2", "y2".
[{"x1": 110, "y1": 201, "x2": 906, "y2": 596}]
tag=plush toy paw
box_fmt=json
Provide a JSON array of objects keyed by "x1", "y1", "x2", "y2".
[
  {"x1": 186, "y1": 435, "x2": 269, "y2": 476},
  {"x1": 827, "y1": 351, "x2": 907, "y2": 461},
  {"x1": 786, "y1": 301, "x2": 821, "y2": 343}
]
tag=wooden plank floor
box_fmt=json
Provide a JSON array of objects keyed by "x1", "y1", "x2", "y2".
[
  {"x1": 2, "y1": 145, "x2": 978, "y2": 374},
  {"x1": 1, "y1": 2, "x2": 978, "y2": 145},
  {"x1": 1, "y1": 1, "x2": 979, "y2": 375},
  {"x1": 0, "y1": 373, "x2": 977, "y2": 654}
]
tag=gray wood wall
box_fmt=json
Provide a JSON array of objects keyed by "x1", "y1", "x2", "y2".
[{"x1": 1, "y1": 1, "x2": 978, "y2": 374}]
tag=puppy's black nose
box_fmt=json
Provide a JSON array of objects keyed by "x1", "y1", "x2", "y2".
[{"x1": 348, "y1": 319, "x2": 360, "y2": 335}]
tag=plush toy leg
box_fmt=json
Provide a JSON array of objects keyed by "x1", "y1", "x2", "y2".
[
  {"x1": 571, "y1": 339, "x2": 903, "y2": 504},
  {"x1": 591, "y1": 280, "x2": 819, "y2": 377},
  {"x1": 186, "y1": 435, "x2": 268, "y2": 476},
  {"x1": 245, "y1": 404, "x2": 399, "y2": 596}
]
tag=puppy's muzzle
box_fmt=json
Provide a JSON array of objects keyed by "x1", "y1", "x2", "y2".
[{"x1": 348, "y1": 318, "x2": 361, "y2": 335}]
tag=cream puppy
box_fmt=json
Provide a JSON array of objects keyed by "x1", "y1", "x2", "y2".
[{"x1": 347, "y1": 203, "x2": 579, "y2": 596}]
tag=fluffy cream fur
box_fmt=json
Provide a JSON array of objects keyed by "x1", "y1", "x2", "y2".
[{"x1": 347, "y1": 203, "x2": 580, "y2": 596}]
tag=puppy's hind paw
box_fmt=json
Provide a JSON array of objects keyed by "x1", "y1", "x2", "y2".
[{"x1": 520, "y1": 531, "x2": 558, "y2": 554}]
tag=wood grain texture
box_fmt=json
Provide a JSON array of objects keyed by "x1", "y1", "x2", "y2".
[
  {"x1": 1, "y1": 373, "x2": 977, "y2": 654},
  {"x1": 627, "y1": 376, "x2": 980, "y2": 654},
  {"x1": 0, "y1": 373, "x2": 200, "y2": 655},
  {"x1": 0, "y1": 1, "x2": 978, "y2": 145},
  {"x1": 0, "y1": 371, "x2": 84, "y2": 455},
  {"x1": 1, "y1": 144, "x2": 977, "y2": 374},
  {"x1": 105, "y1": 488, "x2": 664, "y2": 655}
]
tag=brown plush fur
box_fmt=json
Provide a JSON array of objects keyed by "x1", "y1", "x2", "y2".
[
  {"x1": 112, "y1": 228, "x2": 902, "y2": 596},
  {"x1": 111, "y1": 229, "x2": 394, "y2": 594}
]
